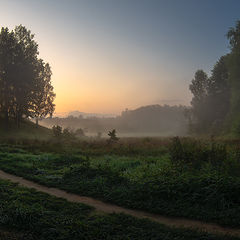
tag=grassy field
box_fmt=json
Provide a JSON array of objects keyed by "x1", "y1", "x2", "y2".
[
  {"x1": 0, "y1": 120, "x2": 52, "y2": 140},
  {"x1": 0, "y1": 136, "x2": 240, "y2": 229},
  {"x1": 1, "y1": 178, "x2": 238, "y2": 240}
]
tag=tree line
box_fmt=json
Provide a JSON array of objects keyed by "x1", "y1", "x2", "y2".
[
  {"x1": 40, "y1": 104, "x2": 188, "y2": 136},
  {"x1": 187, "y1": 20, "x2": 240, "y2": 135},
  {"x1": 0, "y1": 25, "x2": 55, "y2": 128}
]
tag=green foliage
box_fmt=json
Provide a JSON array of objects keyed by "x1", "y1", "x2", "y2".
[
  {"x1": 226, "y1": 21, "x2": 240, "y2": 135},
  {"x1": 0, "y1": 120, "x2": 52, "y2": 140},
  {"x1": 0, "y1": 25, "x2": 55, "y2": 129},
  {"x1": 52, "y1": 125, "x2": 77, "y2": 142},
  {"x1": 189, "y1": 70, "x2": 210, "y2": 133},
  {"x1": 62, "y1": 128, "x2": 76, "y2": 140},
  {"x1": 1, "y1": 138, "x2": 240, "y2": 227},
  {"x1": 52, "y1": 125, "x2": 62, "y2": 138},
  {"x1": 0, "y1": 180, "x2": 236, "y2": 240},
  {"x1": 75, "y1": 128, "x2": 85, "y2": 137},
  {"x1": 188, "y1": 57, "x2": 230, "y2": 134},
  {"x1": 108, "y1": 129, "x2": 119, "y2": 142},
  {"x1": 187, "y1": 21, "x2": 240, "y2": 135},
  {"x1": 169, "y1": 137, "x2": 227, "y2": 171}
]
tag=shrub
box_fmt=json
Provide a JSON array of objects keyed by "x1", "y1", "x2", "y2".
[
  {"x1": 107, "y1": 129, "x2": 119, "y2": 143},
  {"x1": 52, "y1": 125, "x2": 62, "y2": 138},
  {"x1": 169, "y1": 137, "x2": 227, "y2": 171}
]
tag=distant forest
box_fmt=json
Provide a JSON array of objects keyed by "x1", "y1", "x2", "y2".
[{"x1": 40, "y1": 105, "x2": 188, "y2": 136}]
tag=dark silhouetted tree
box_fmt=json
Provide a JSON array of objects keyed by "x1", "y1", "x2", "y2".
[
  {"x1": 189, "y1": 70, "x2": 210, "y2": 132},
  {"x1": 12, "y1": 25, "x2": 39, "y2": 127},
  {"x1": 30, "y1": 60, "x2": 55, "y2": 126},
  {"x1": 0, "y1": 27, "x2": 17, "y2": 128},
  {"x1": 227, "y1": 20, "x2": 240, "y2": 134},
  {"x1": 0, "y1": 25, "x2": 55, "y2": 128},
  {"x1": 188, "y1": 59, "x2": 230, "y2": 134},
  {"x1": 52, "y1": 125, "x2": 62, "y2": 138},
  {"x1": 75, "y1": 128, "x2": 85, "y2": 137},
  {"x1": 207, "y1": 55, "x2": 230, "y2": 131},
  {"x1": 108, "y1": 129, "x2": 119, "y2": 142}
]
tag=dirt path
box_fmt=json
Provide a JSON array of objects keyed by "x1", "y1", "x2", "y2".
[{"x1": 0, "y1": 170, "x2": 239, "y2": 238}]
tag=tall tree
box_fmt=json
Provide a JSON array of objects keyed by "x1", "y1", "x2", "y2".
[
  {"x1": 30, "y1": 59, "x2": 55, "y2": 126},
  {"x1": 0, "y1": 27, "x2": 17, "y2": 128},
  {"x1": 189, "y1": 70, "x2": 210, "y2": 132},
  {"x1": 0, "y1": 25, "x2": 55, "y2": 128},
  {"x1": 227, "y1": 20, "x2": 240, "y2": 134},
  {"x1": 188, "y1": 54, "x2": 231, "y2": 134},
  {"x1": 207, "y1": 55, "x2": 230, "y2": 131},
  {"x1": 12, "y1": 25, "x2": 39, "y2": 127}
]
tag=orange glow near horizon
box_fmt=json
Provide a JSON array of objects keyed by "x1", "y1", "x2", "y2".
[{"x1": 0, "y1": 1, "x2": 195, "y2": 115}]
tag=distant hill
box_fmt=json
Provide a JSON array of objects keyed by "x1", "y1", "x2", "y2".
[
  {"x1": 40, "y1": 104, "x2": 188, "y2": 137},
  {"x1": 68, "y1": 111, "x2": 116, "y2": 118},
  {"x1": 119, "y1": 105, "x2": 188, "y2": 135},
  {"x1": 53, "y1": 111, "x2": 116, "y2": 118}
]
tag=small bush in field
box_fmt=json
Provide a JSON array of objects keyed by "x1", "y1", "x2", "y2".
[
  {"x1": 209, "y1": 140, "x2": 227, "y2": 170},
  {"x1": 169, "y1": 137, "x2": 227, "y2": 170},
  {"x1": 52, "y1": 125, "x2": 62, "y2": 138},
  {"x1": 107, "y1": 129, "x2": 119, "y2": 143},
  {"x1": 169, "y1": 137, "x2": 184, "y2": 165},
  {"x1": 75, "y1": 128, "x2": 85, "y2": 137},
  {"x1": 62, "y1": 128, "x2": 76, "y2": 140}
]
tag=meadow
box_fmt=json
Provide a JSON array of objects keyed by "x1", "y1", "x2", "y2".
[
  {"x1": 0, "y1": 178, "x2": 238, "y2": 240},
  {"x1": 0, "y1": 136, "x2": 240, "y2": 229}
]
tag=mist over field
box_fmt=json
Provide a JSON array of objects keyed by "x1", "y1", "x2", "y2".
[{"x1": 40, "y1": 105, "x2": 188, "y2": 137}]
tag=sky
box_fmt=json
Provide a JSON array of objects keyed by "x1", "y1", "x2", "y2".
[{"x1": 0, "y1": 0, "x2": 239, "y2": 115}]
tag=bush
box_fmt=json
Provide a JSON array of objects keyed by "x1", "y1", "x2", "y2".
[
  {"x1": 62, "y1": 128, "x2": 76, "y2": 140},
  {"x1": 52, "y1": 125, "x2": 62, "y2": 138},
  {"x1": 169, "y1": 137, "x2": 227, "y2": 171},
  {"x1": 107, "y1": 129, "x2": 119, "y2": 143}
]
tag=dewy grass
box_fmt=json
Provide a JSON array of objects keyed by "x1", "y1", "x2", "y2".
[
  {"x1": 0, "y1": 179, "x2": 239, "y2": 240},
  {"x1": 0, "y1": 138, "x2": 240, "y2": 227}
]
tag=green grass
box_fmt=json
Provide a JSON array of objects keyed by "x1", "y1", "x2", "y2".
[
  {"x1": 0, "y1": 120, "x2": 52, "y2": 140},
  {"x1": 0, "y1": 179, "x2": 238, "y2": 240},
  {"x1": 0, "y1": 138, "x2": 240, "y2": 227}
]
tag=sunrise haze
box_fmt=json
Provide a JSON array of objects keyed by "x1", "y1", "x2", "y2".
[{"x1": 0, "y1": 0, "x2": 239, "y2": 114}]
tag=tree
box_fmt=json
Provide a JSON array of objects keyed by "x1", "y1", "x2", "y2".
[
  {"x1": 207, "y1": 56, "x2": 230, "y2": 131},
  {"x1": 188, "y1": 58, "x2": 231, "y2": 134},
  {"x1": 0, "y1": 27, "x2": 18, "y2": 128},
  {"x1": 75, "y1": 128, "x2": 85, "y2": 137},
  {"x1": 189, "y1": 70, "x2": 210, "y2": 132},
  {"x1": 10, "y1": 25, "x2": 39, "y2": 127},
  {"x1": 30, "y1": 60, "x2": 55, "y2": 126},
  {"x1": 227, "y1": 20, "x2": 240, "y2": 134},
  {"x1": 0, "y1": 25, "x2": 55, "y2": 128},
  {"x1": 62, "y1": 128, "x2": 76, "y2": 140},
  {"x1": 52, "y1": 125, "x2": 62, "y2": 138}
]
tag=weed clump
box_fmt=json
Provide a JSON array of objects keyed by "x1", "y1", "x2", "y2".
[{"x1": 169, "y1": 136, "x2": 227, "y2": 171}]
